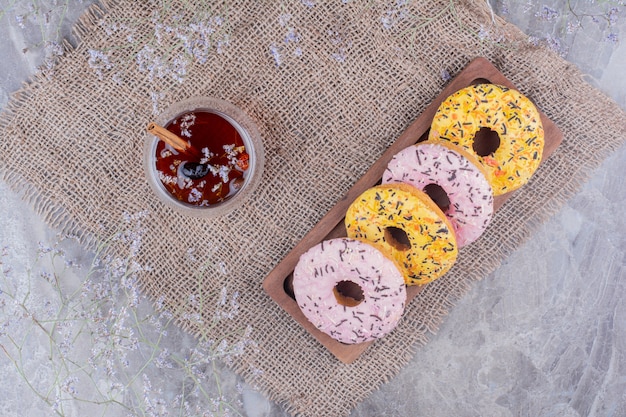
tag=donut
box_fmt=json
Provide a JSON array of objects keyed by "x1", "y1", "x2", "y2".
[
  {"x1": 292, "y1": 237, "x2": 406, "y2": 344},
  {"x1": 345, "y1": 183, "x2": 457, "y2": 285},
  {"x1": 382, "y1": 140, "x2": 494, "y2": 247},
  {"x1": 428, "y1": 83, "x2": 544, "y2": 196}
]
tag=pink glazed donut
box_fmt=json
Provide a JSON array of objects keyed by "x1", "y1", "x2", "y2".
[
  {"x1": 382, "y1": 140, "x2": 494, "y2": 247},
  {"x1": 293, "y1": 237, "x2": 406, "y2": 344}
]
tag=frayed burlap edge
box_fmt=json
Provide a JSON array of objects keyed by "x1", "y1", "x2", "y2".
[{"x1": 0, "y1": 0, "x2": 115, "y2": 250}]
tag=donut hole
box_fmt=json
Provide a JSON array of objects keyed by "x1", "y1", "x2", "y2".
[
  {"x1": 283, "y1": 274, "x2": 295, "y2": 299},
  {"x1": 384, "y1": 226, "x2": 411, "y2": 251},
  {"x1": 472, "y1": 127, "x2": 501, "y2": 156},
  {"x1": 423, "y1": 183, "x2": 451, "y2": 213},
  {"x1": 470, "y1": 78, "x2": 492, "y2": 86},
  {"x1": 333, "y1": 280, "x2": 365, "y2": 307},
  {"x1": 417, "y1": 130, "x2": 430, "y2": 143}
]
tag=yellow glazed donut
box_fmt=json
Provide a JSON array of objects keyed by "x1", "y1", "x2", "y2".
[
  {"x1": 345, "y1": 183, "x2": 457, "y2": 286},
  {"x1": 429, "y1": 83, "x2": 544, "y2": 196}
]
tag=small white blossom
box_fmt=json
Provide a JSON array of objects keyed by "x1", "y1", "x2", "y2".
[
  {"x1": 150, "y1": 90, "x2": 165, "y2": 115},
  {"x1": 88, "y1": 49, "x2": 112, "y2": 80},
  {"x1": 269, "y1": 43, "x2": 282, "y2": 66},
  {"x1": 440, "y1": 68, "x2": 452, "y2": 82},
  {"x1": 278, "y1": 13, "x2": 292, "y2": 27},
  {"x1": 188, "y1": 187, "x2": 203, "y2": 202},
  {"x1": 536, "y1": 5, "x2": 560, "y2": 22},
  {"x1": 15, "y1": 14, "x2": 26, "y2": 28},
  {"x1": 381, "y1": 0, "x2": 409, "y2": 29},
  {"x1": 608, "y1": 7, "x2": 619, "y2": 25},
  {"x1": 285, "y1": 27, "x2": 300, "y2": 44}
]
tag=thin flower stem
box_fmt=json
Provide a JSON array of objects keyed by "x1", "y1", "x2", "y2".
[
  {"x1": 1, "y1": 341, "x2": 63, "y2": 416},
  {"x1": 168, "y1": 353, "x2": 218, "y2": 407},
  {"x1": 0, "y1": 0, "x2": 18, "y2": 21}
]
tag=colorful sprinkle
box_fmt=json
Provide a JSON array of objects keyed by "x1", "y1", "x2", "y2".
[
  {"x1": 383, "y1": 140, "x2": 494, "y2": 247},
  {"x1": 429, "y1": 84, "x2": 545, "y2": 195},
  {"x1": 293, "y1": 238, "x2": 406, "y2": 344},
  {"x1": 345, "y1": 183, "x2": 458, "y2": 286}
]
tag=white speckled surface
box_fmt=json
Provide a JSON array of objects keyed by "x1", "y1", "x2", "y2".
[{"x1": 1, "y1": 1, "x2": 625, "y2": 416}]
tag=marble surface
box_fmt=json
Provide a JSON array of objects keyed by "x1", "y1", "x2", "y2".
[{"x1": 1, "y1": 1, "x2": 625, "y2": 416}]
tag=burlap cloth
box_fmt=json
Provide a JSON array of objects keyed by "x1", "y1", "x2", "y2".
[{"x1": 2, "y1": 0, "x2": 625, "y2": 415}]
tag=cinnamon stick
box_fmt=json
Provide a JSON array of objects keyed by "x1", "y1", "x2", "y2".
[{"x1": 146, "y1": 122, "x2": 190, "y2": 152}]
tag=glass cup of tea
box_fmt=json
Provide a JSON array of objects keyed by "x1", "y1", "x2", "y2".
[{"x1": 144, "y1": 97, "x2": 264, "y2": 217}]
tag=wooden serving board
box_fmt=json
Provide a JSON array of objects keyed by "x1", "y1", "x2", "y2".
[{"x1": 262, "y1": 57, "x2": 563, "y2": 364}]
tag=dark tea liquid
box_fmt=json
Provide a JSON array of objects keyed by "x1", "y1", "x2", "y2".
[{"x1": 155, "y1": 110, "x2": 250, "y2": 206}]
